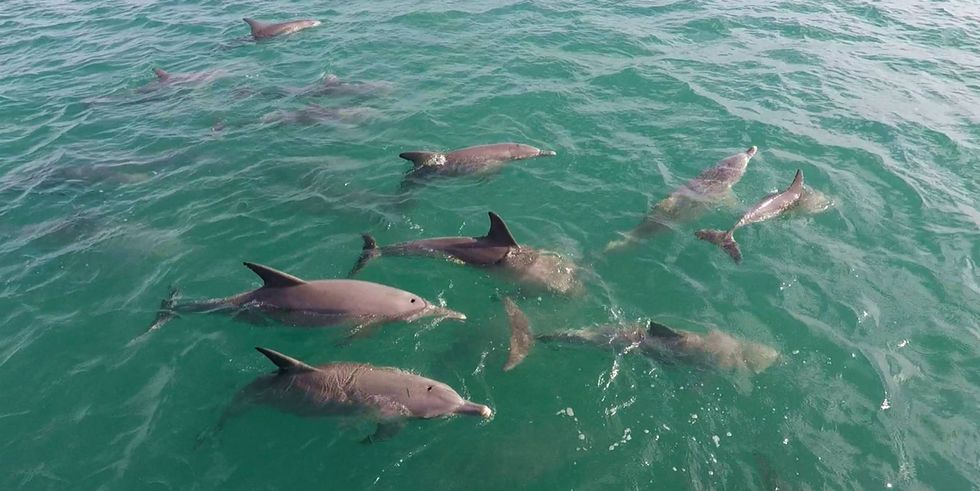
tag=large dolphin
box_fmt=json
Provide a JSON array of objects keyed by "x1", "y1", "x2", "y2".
[
  {"x1": 243, "y1": 18, "x2": 321, "y2": 39},
  {"x1": 351, "y1": 212, "x2": 581, "y2": 295},
  {"x1": 695, "y1": 169, "x2": 804, "y2": 263},
  {"x1": 605, "y1": 146, "x2": 757, "y2": 252},
  {"x1": 147, "y1": 262, "x2": 465, "y2": 334},
  {"x1": 502, "y1": 298, "x2": 778, "y2": 375},
  {"x1": 398, "y1": 143, "x2": 556, "y2": 182},
  {"x1": 212, "y1": 347, "x2": 492, "y2": 443}
]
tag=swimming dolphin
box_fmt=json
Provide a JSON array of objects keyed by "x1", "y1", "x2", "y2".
[
  {"x1": 147, "y1": 262, "x2": 465, "y2": 334},
  {"x1": 137, "y1": 68, "x2": 226, "y2": 92},
  {"x1": 261, "y1": 104, "x2": 378, "y2": 126},
  {"x1": 695, "y1": 169, "x2": 804, "y2": 263},
  {"x1": 213, "y1": 347, "x2": 492, "y2": 443},
  {"x1": 350, "y1": 212, "x2": 581, "y2": 295},
  {"x1": 502, "y1": 298, "x2": 778, "y2": 374},
  {"x1": 399, "y1": 143, "x2": 556, "y2": 182},
  {"x1": 605, "y1": 146, "x2": 757, "y2": 252},
  {"x1": 243, "y1": 18, "x2": 322, "y2": 39}
]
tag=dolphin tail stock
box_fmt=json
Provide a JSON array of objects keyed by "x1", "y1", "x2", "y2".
[
  {"x1": 695, "y1": 229, "x2": 742, "y2": 264},
  {"x1": 502, "y1": 297, "x2": 534, "y2": 371},
  {"x1": 348, "y1": 233, "x2": 381, "y2": 277},
  {"x1": 147, "y1": 286, "x2": 181, "y2": 333}
]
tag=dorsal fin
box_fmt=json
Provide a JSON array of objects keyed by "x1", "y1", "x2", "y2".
[
  {"x1": 788, "y1": 169, "x2": 804, "y2": 193},
  {"x1": 255, "y1": 347, "x2": 315, "y2": 372},
  {"x1": 399, "y1": 151, "x2": 442, "y2": 167},
  {"x1": 484, "y1": 212, "x2": 519, "y2": 247},
  {"x1": 648, "y1": 321, "x2": 682, "y2": 339},
  {"x1": 243, "y1": 262, "x2": 306, "y2": 288},
  {"x1": 323, "y1": 74, "x2": 341, "y2": 86},
  {"x1": 153, "y1": 68, "x2": 170, "y2": 81},
  {"x1": 242, "y1": 18, "x2": 264, "y2": 35}
]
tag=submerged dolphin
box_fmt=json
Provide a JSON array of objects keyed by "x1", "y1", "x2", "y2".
[
  {"x1": 213, "y1": 347, "x2": 492, "y2": 442},
  {"x1": 605, "y1": 146, "x2": 757, "y2": 252},
  {"x1": 138, "y1": 68, "x2": 226, "y2": 92},
  {"x1": 351, "y1": 212, "x2": 581, "y2": 295},
  {"x1": 243, "y1": 18, "x2": 321, "y2": 39},
  {"x1": 502, "y1": 298, "x2": 778, "y2": 374},
  {"x1": 399, "y1": 143, "x2": 556, "y2": 182},
  {"x1": 147, "y1": 262, "x2": 465, "y2": 334},
  {"x1": 696, "y1": 169, "x2": 804, "y2": 263},
  {"x1": 261, "y1": 104, "x2": 378, "y2": 126}
]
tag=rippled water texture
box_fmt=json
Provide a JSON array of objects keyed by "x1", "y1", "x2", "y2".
[{"x1": 1, "y1": 1, "x2": 978, "y2": 489}]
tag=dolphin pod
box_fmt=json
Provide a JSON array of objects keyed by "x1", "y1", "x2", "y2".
[
  {"x1": 147, "y1": 262, "x2": 465, "y2": 334},
  {"x1": 243, "y1": 18, "x2": 321, "y2": 40},
  {"x1": 351, "y1": 212, "x2": 581, "y2": 295},
  {"x1": 696, "y1": 169, "x2": 805, "y2": 263},
  {"x1": 501, "y1": 297, "x2": 779, "y2": 375},
  {"x1": 211, "y1": 347, "x2": 491, "y2": 442}
]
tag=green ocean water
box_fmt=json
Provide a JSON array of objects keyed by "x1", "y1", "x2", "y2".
[{"x1": 2, "y1": 0, "x2": 979, "y2": 489}]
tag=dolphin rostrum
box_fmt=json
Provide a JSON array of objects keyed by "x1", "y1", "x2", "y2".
[
  {"x1": 695, "y1": 169, "x2": 804, "y2": 263},
  {"x1": 398, "y1": 143, "x2": 556, "y2": 182},
  {"x1": 605, "y1": 146, "x2": 757, "y2": 252},
  {"x1": 147, "y1": 262, "x2": 465, "y2": 334},
  {"x1": 351, "y1": 212, "x2": 581, "y2": 295},
  {"x1": 212, "y1": 347, "x2": 492, "y2": 443},
  {"x1": 502, "y1": 298, "x2": 778, "y2": 375},
  {"x1": 243, "y1": 18, "x2": 321, "y2": 39}
]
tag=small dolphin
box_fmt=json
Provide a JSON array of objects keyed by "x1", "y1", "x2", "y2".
[
  {"x1": 399, "y1": 143, "x2": 556, "y2": 182},
  {"x1": 147, "y1": 262, "x2": 465, "y2": 334},
  {"x1": 261, "y1": 104, "x2": 377, "y2": 126},
  {"x1": 502, "y1": 298, "x2": 778, "y2": 374},
  {"x1": 243, "y1": 18, "x2": 321, "y2": 39},
  {"x1": 605, "y1": 146, "x2": 757, "y2": 252},
  {"x1": 695, "y1": 169, "x2": 804, "y2": 263},
  {"x1": 138, "y1": 68, "x2": 226, "y2": 92},
  {"x1": 212, "y1": 347, "x2": 492, "y2": 443},
  {"x1": 351, "y1": 212, "x2": 581, "y2": 295},
  {"x1": 302, "y1": 74, "x2": 392, "y2": 97}
]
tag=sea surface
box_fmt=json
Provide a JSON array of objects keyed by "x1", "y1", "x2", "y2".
[{"x1": 1, "y1": 1, "x2": 979, "y2": 489}]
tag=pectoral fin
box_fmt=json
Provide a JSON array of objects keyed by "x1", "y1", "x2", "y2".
[{"x1": 361, "y1": 420, "x2": 406, "y2": 444}]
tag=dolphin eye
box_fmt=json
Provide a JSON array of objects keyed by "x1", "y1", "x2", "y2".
[
  {"x1": 411, "y1": 298, "x2": 417, "y2": 303},
  {"x1": 427, "y1": 386, "x2": 433, "y2": 391}
]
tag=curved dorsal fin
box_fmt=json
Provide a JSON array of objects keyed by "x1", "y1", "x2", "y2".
[
  {"x1": 243, "y1": 262, "x2": 306, "y2": 288},
  {"x1": 255, "y1": 347, "x2": 315, "y2": 372},
  {"x1": 648, "y1": 321, "x2": 682, "y2": 339},
  {"x1": 399, "y1": 151, "x2": 441, "y2": 168},
  {"x1": 484, "y1": 212, "x2": 519, "y2": 247},
  {"x1": 788, "y1": 169, "x2": 804, "y2": 193},
  {"x1": 153, "y1": 68, "x2": 170, "y2": 80},
  {"x1": 242, "y1": 17, "x2": 265, "y2": 35}
]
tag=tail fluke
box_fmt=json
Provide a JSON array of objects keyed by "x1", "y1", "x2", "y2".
[
  {"x1": 695, "y1": 229, "x2": 742, "y2": 264},
  {"x1": 147, "y1": 287, "x2": 180, "y2": 332},
  {"x1": 348, "y1": 234, "x2": 380, "y2": 277},
  {"x1": 502, "y1": 297, "x2": 534, "y2": 371}
]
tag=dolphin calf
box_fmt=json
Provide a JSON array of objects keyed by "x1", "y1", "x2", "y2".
[
  {"x1": 351, "y1": 212, "x2": 581, "y2": 295},
  {"x1": 213, "y1": 347, "x2": 492, "y2": 442},
  {"x1": 243, "y1": 18, "x2": 321, "y2": 39},
  {"x1": 399, "y1": 143, "x2": 556, "y2": 182},
  {"x1": 502, "y1": 298, "x2": 778, "y2": 374},
  {"x1": 695, "y1": 169, "x2": 804, "y2": 263},
  {"x1": 138, "y1": 68, "x2": 226, "y2": 92},
  {"x1": 147, "y1": 262, "x2": 464, "y2": 334},
  {"x1": 605, "y1": 146, "x2": 757, "y2": 252}
]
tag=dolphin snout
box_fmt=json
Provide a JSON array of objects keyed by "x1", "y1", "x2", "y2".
[
  {"x1": 746, "y1": 145, "x2": 758, "y2": 157},
  {"x1": 457, "y1": 401, "x2": 493, "y2": 419},
  {"x1": 310, "y1": 20, "x2": 323, "y2": 27},
  {"x1": 429, "y1": 305, "x2": 467, "y2": 321},
  {"x1": 540, "y1": 150, "x2": 557, "y2": 157}
]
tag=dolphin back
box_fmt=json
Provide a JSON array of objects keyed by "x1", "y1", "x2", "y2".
[{"x1": 502, "y1": 297, "x2": 534, "y2": 371}]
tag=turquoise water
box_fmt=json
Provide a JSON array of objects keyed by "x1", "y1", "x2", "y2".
[{"x1": 2, "y1": 0, "x2": 979, "y2": 488}]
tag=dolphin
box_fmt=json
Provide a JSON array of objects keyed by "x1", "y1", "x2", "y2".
[
  {"x1": 695, "y1": 169, "x2": 804, "y2": 263},
  {"x1": 147, "y1": 262, "x2": 465, "y2": 334},
  {"x1": 243, "y1": 18, "x2": 321, "y2": 39},
  {"x1": 350, "y1": 212, "x2": 581, "y2": 295},
  {"x1": 398, "y1": 143, "x2": 556, "y2": 182},
  {"x1": 137, "y1": 68, "x2": 226, "y2": 92},
  {"x1": 301, "y1": 74, "x2": 392, "y2": 97},
  {"x1": 502, "y1": 298, "x2": 778, "y2": 374},
  {"x1": 211, "y1": 347, "x2": 492, "y2": 443},
  {"x1": 261, "y1": 104, "x2": 378, "y2": 126},
  {"x1": 605, "y1": 146, "x2": 757, "y2": 252}
]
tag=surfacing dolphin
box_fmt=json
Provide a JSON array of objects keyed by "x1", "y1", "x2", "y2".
[
  {"x1": 351, "y1": 212, "x2": 581, "y2": 295},
  {"x1": 502, "y1": 298, "x2": 778, "y2": 375},
  {"x1": 209, "y1": 347, "x2": 492, "y2": 443},
  {"x1": 696, "y1": 169, "x2": 804, "y2": 263},
  {"x1": 137, "y1": 68, "x2": 226, "y2": 93},
  {"x1": 605, "y1": 146, "x2": 757, "y2": 252},
  {"x1": 398, "y1": 143, "x2": 556, "y2": 184},
  {"x1": 147, "y1": 262, "x2": 465, "y2": 335},
  {"x1": 243, "y1": 18, "x2": 321, "y2": 39}
]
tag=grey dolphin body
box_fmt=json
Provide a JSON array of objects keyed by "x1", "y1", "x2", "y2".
[
  {"x1": 695, "y1": 169, "x2": 804, "y2": 263},
  {"x1": 261, "y1": 104, "x2": 377, "y2": 126},
  {"x1": 219, "y1": 347, "x2": 491, "y2": 442},
  {"x1": 399, "y1": 143, "x2": 556, "y2": 182},
  {"x1": 605, "y1": 146, "x2": 757, "y2": 252},
  {"x1": 243, "y1": 18, "x2": 321, "y2": 39},
  {"x1": 351, "y1": 212, "x2": 581, "y2": 295},
  {"x1": 138, "y1": 68, "x2": 226, "y2": 92},
  {"x1": 148, "y1": 262, "x2": 464, "y2": 333},
  {"x1": 503, "y1": 299, "x2": 778, "y2": 374}
]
